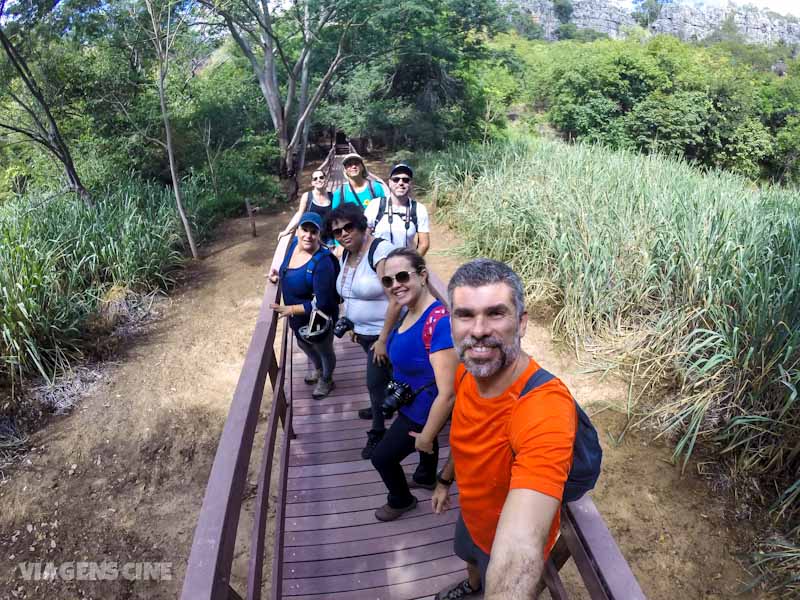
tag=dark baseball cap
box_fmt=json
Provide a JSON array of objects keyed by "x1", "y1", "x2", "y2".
[{"x1": 389, "y1": 163, "x2": 413, "y2": 178}]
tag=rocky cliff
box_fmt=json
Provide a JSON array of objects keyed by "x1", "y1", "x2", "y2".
[{"x1": 509, "y1": 0, "x2": 800, "y2": 46}]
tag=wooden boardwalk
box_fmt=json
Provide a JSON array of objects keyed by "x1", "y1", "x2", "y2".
[
  {"x1": 280, "y1": 335, "x2": 466, "y2": 599},
  {"x1": 181, "y1": 147, "x2": 644, "y2": 600}
]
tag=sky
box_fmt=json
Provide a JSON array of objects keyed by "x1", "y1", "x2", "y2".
[{"x1": 613, "y1": 1, "x2": 800, "y2": 19}]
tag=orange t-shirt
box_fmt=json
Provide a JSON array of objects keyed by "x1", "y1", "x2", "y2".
[{"x1": 450, "y1": 358, "x2": 576, "y2": 556}]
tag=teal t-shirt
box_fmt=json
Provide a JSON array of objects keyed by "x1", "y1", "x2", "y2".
[{"x1": 331, "y1": 181, "x2": 385, "y2": 210}]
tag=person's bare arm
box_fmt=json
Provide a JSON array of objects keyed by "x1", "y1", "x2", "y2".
[
  {"x1": 278, "y1": 194, "x2": 309, "y2": 239},
  {"x1": 416, "y1": 232, "x2": 430, "y2": 256},
  {"x1": 431, "y1": 454, "x2": 454, "y2": 514},
  {"x1": 484, "y1": 488, "x2": 559, "y2": 599},
  {"x1": 410, "y1": 347, "x2": 458, "y2": 453},
  {"x1": 371, "y1": 257, "x2": 400, "y2": 365}
]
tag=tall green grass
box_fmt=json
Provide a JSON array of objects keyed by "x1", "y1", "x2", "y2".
[
  {"x1": 0, "y1": 174, "x2": 238, "y2": 408},
  {"x1": 419, "y1": 138, "x2": 800, "y2": 591}
]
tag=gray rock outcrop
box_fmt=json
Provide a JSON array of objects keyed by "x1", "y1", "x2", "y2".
[{"x1": 507, "y1": 0, "x2": 800, "y2": 46}]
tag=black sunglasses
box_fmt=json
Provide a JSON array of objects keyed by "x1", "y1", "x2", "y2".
[
  {"x1": 391, "y1": 176, "x2": 411, "y2": 183},
  {"x1": 312, "y1": 175, "x2": 326, "y2": 181},
  {"x1": 381, "y1": 270, "x2": 418, "y2": 288},
  {"x1": 332, "y1": 222, "x2": 355, "y2": 238}
]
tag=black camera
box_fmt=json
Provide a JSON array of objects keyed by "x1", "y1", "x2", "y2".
[
  {"x1": 382, "y1": 380, "x2": 415, "y2": 418},
  {"x1": 333, "y1": 316, "x2": 354, "y2": 338}
]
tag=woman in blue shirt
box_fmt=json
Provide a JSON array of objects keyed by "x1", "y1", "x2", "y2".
[
  {"x1": 269, "y1": 212, "x2": 339, "y2": 398},
  {"x1": 370, "y1": 248, "x2": 459, "y2": 521},
  {"x1": 332, "y1": 153, "x2": 385, "y2": 210}
]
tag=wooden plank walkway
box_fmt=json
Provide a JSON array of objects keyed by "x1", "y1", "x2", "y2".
[{"x1": 281, "y1": 335, "x2": 466, "y2": 600}]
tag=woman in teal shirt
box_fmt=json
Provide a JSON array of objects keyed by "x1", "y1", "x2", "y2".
[{"x1": 332, "y1": 153, "x2": 385, "y2": 210}]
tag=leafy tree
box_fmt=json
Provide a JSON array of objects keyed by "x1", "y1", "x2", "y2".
[
  {"x1": 508, "y1": 7, "x2": 544, "y2": 40},
  {"x1": 632, "y1": 0, "x2": 672, "y2": 28},
  {"x1": 556, "y1": 23, "x2": 577, "y2": 40},
  {"x1": 553, "y1": 0, "x2": 573, "y2": 24},
  {"x1": 0, "y1": 0, "x2": 92, "y2": 205}
]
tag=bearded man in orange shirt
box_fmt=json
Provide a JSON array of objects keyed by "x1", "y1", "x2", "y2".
[{"x1": 433, "y1": 259, "x2": 577, "y2": 600}]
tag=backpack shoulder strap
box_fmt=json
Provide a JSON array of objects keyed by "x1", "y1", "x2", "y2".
[
  {"x1": 421, "y1": 304, "x2": 449, "y2": 352},
  {"x1": 280, "y1": 236, "x2": 299, "y2": 279},
  {"x1": 375, "y1": 196, "x2": 387, "y2": 224},
  {"x1": 519, "y1": 368, "x2": 556, "y2": 397},
  {"x1": 305, "y1": 245, "x2": 330, "y2": 288},
  {"x1": 367, "y1": 238, "x2": 383, "y2": 271},
  {"x1": 348, "y1": 181, "x2": 364, "y2": 208},
  {"x1": 410, "y1": 198, "x2": 418, "y2": 228},
  {"x1": 367, "y1": 180, "x2": 377, "y2": 199}
]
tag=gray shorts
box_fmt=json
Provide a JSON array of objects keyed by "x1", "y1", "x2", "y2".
[{"x1": 453, "y1": 514, "x2": 491, "y2": 590}]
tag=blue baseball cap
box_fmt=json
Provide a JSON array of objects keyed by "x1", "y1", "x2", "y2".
[{"x1": 298, "y1": 212, "x2": 322, "y2": 231}]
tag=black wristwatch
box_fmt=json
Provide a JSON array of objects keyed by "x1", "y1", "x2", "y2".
[{"x1": 437, "y1": 469, "x2": 454, "y2": 487}]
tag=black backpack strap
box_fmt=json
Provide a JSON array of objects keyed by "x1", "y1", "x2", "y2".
[
  {"x1": 519, "y1": 368, "x2": 556, "y2": 397},
  {"x1": 375, "y1": 196, "x2": 387, "y2": 224},
  {"x1": 367, "y1": 238, "x2": 384, "y2": 271},
  {"x1": 347, "y1": 181, "x2": 364, "y2": 208},
  {"x1": 410, "y1": 198, "x2": 418, "y2": 229}
]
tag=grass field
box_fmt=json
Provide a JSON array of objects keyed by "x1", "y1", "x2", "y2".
[{"x1": 418, "y1": 138, "x2": 800, "y2": 594}]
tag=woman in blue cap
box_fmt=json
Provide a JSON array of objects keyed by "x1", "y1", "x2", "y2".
[{"x1": 269, "y1": 212, "x2": 340, "y2": 398}]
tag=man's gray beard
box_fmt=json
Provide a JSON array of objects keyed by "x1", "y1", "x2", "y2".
[{"x1": 456, "y1": 335, "x2": 521, "y2": 378}]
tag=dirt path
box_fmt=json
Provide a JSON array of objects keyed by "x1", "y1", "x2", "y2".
[{"x1": 0, "y1": 161, "x2": 764, "y2": 600}]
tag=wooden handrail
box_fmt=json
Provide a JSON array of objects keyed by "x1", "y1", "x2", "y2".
[{"x1": 180, "y1": 239, "x2": 290, "y2": 600}]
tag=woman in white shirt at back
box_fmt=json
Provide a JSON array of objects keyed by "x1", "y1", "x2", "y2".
[{"x1": 325, "y1": 203, "x2": 400, "y2": 460}]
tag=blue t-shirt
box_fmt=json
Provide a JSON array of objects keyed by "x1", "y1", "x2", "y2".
[
  {"x1": 387, "y1": 301, "x2": 453, "y2": 425},
  {"x1": 331, "y1": 180, "x2": 385, "y2": 210},
  {"x1": 279, "y1": 242, "x2": 339, "y2": 332}
]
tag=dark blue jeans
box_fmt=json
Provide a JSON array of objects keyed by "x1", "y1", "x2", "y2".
[
  {"x1": 355, "y1": 333, "x2": 392, "y2": 432},
  {"x1": 294, "y1": 328, "x2": 336, "y2": 381},
  {"x1": 371, "y1": 412, "x2": 439, "y2": 508}
]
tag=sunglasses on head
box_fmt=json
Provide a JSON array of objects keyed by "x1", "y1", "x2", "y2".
[
  {"x1": 391, "y1": 176, "x2": 411, "y2": 183},
  {"x1": 312, "y1": 175, "x2": 326, "y2": 181},
  {"x1": 381, "y1": 270, "x2": 418, "y2": 288},
  {"x1": 331, "y1": 222, "x2": 355, "y2": 238}
]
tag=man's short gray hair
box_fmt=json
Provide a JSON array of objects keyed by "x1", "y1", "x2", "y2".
[{"x1": 448, "y1": 258, "x2": 526, "y2": 319}]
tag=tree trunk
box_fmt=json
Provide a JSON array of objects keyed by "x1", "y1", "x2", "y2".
[
  {"x1": 158, "y1": 72, "x2": 199, "y2": 260},
  {"x1": 296, "y1": 4, "x2": 312, "y2": 174}
]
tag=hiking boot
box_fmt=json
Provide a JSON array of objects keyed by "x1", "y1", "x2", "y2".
[
  {"x1": 406, "y1": 475, "x2": 436, "y2": 491},
  {"x1": 357, "y1": 406, "x2": 373, "y2": 420},
  {"x1": 360, "y1": 429, "x2": 384, "y2": 460},
  {"x1": 374, "y1": 497, "x2": 417, "y2": 522},
  {"x1": 312, "y1": 378, "x2": 334, "y2": 399},
  {"x1": 436, "y1": 578, "x2": 482, "y2": 600},
  {"x1": 304, "y1": 369, "x2": 322, "y2": 385}
]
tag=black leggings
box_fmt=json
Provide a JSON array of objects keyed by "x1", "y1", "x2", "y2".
[
  {"x1": 371, "y1": 412, "x2": 439, "y2": 508},
  {"x1": 355, "y1": 333, "x2": 392, "y2": 432}
]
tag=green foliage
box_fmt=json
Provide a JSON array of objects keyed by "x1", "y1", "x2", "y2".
[
  {"x1": 0, "y1": 171, "x2": 242, "y2": 408},
  {"x1": 508, "y1": 7, "x2": 544, "y2": 40},
  {"x1": 632, "y1": 0, "x2": 671, "y2": 28},
  {"x1": 555, "y1": 23, "x2": 578, "y2": 40},
  {"x1": 420, "y1": 137, "x2": 800, "y2": 594},
  {"x1": 552, "y1": 0, "x2": 573, "y2": 24},
  {"x1": 492, "y1": 32, "x2": 800, "y2": 182}
]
